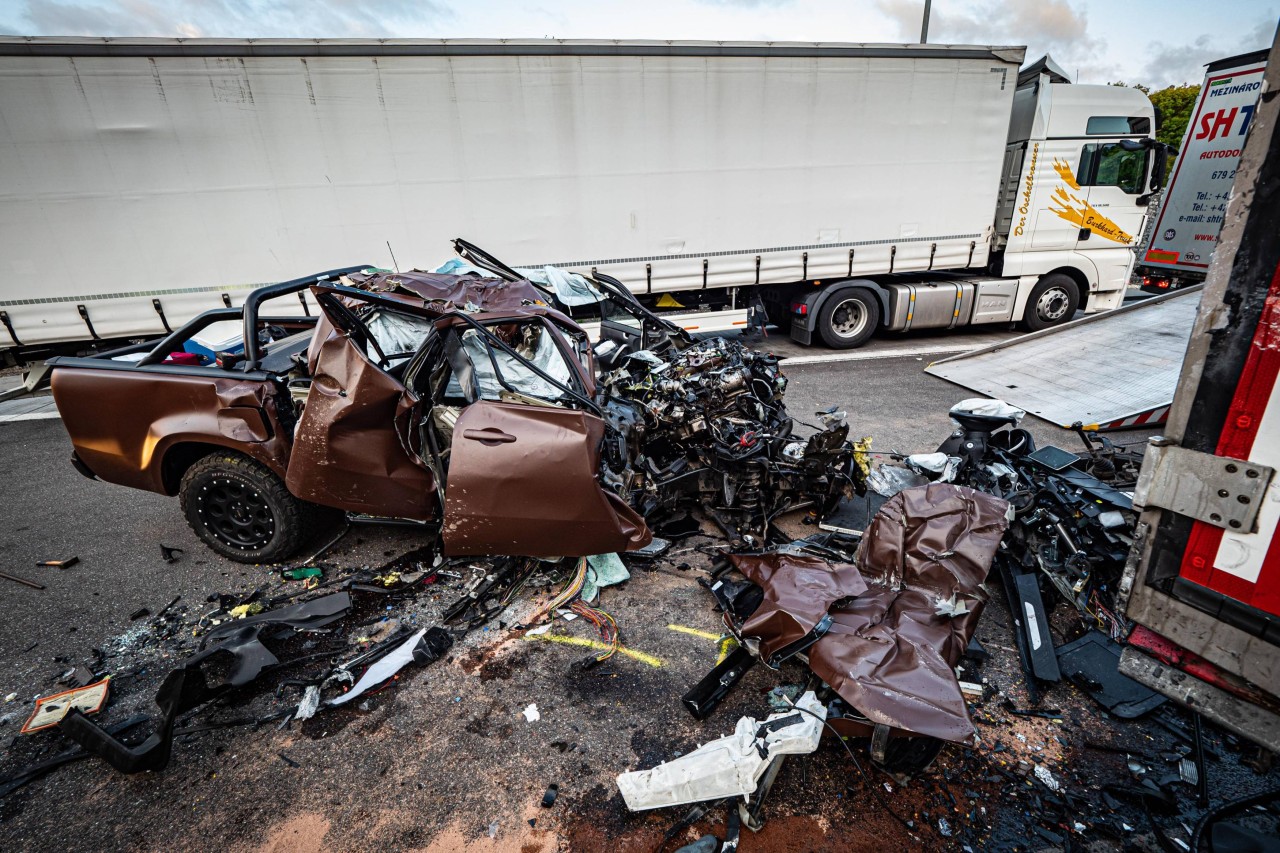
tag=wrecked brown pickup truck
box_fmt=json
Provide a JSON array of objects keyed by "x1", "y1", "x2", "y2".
[{"x1": 49, "y1": 242, "x2": 860, "y2": 563}]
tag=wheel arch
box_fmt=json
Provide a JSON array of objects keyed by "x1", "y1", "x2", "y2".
[
  {"x1": 794, "y1": 279, "x2": 890, "y2": 336},
  {"x1": 158, "y1": 439, "x2": 287, "y2": 496},
  {"x1": 1043, "y1": 265, "x2": 1089, "y2": 298},
  {"x1": 809, "y1": 279, "x2": 891, "y2": 320}
]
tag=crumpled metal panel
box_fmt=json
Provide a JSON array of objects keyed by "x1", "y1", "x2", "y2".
[
  {"x1": 51, "y1": 367, "x2": 292, "y2": 494},
  {"x1": 286, "y1": 321, "x2": 435, "y2": 518},
  {"x1": 442, "y1": 400, "x2": 652, "y2": 557},
  {"x1": 729, "y1": 552, "x2": 867, "y2": 666},
  {"x1": 809, "y1": 484, "x2": 1009, "y2": 744},
  {"x1": 737, "y1": 484, "x2": 1008, "y2": 744},
  {"x1": 345, "y1": 270, "x2": 548, "y2": 313}
]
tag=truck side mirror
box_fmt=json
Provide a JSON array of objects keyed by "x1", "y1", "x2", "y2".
[
  {"x1": 1150, "y1": 150, "x2": 1168, "y2": 193},
  {"x1": 1148, "y1": 142, "x2": 1177, "y2": 193}
]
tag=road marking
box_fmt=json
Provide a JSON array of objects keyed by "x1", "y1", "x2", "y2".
[
  {"x1": 779, "y1": 341, "x2": 1009, "y2": 365},
  {"x1": 0, "y1": 410, "x2": 61, "y2": 424},
  {"x1": 522, "y1": 632, "x2": 665, "y2": 667},
  {"x1": 667, "y1": 624, "x2": 723, "y2": 641}
]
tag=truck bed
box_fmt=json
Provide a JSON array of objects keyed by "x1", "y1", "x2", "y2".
[{"x1": 923, "y1": 287, "x2": 1202, "y2": 429}]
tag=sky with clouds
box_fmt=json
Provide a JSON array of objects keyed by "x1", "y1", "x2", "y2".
[{"x1": 0, "y1": 0, "x2": 1275, "y2": 89}]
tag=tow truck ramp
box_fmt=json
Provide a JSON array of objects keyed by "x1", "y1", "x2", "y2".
[{"x1": 924, "y1": 286, "x2": 1202, "y2": 430}]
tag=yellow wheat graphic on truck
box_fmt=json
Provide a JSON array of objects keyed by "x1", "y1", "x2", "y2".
[{"x1": 1047, "y1": 157, "x2": 1133, "y2": 244}]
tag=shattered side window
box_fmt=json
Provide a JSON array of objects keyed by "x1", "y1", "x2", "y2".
[
  {"x1": 363, "y1": 308, "x2": 437, "y2": 366},
  {"x1": 601, "y1": 294, "x2": 642, "y2": 329},
  {"x1": 445, "y1": 321, "x2": 576, "y2": 405}
]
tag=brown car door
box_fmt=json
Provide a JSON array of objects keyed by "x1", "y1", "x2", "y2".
[
  {"x1": 412, "y1": 312, "x2": 652, "y2": 557},
  {"x1": 442, "y1": 399, "x2": 650, "y2": 556},
  {"x1": 285, "y1": 291, "x2": 436, "y2": 519},
  {"x1": 290, "y1": 283, "x2": 651, "y2": 556}
]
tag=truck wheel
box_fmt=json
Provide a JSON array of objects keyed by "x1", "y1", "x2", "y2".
[
  {"x1": 1021, "y1": 274, "x2": 1079, "y2": 331},
  {"x1": 179, "y1": 452, "x2": 313, "y2": 563},
  {"x1": 817, "y1": 289, "x2": 879, "y2": 349}
]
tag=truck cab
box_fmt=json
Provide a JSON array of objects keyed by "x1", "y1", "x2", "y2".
[
  {"x1": 996, "y1": 57, "x2": 1159, "y2": 314},
  {"x1": 785, "y1": 55, "x2": 1159, "y2": 350}
]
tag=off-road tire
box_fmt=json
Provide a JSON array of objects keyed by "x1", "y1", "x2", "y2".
[
  {"x1": 179, "y1": 452, "x2": 314, "y2": 563},
  {"x1": 816, "y1": 289, "x2": 880, "y2": 349},
  {"x1": 1020, "y1": 274, "x2": 1080, "y2": 332}
]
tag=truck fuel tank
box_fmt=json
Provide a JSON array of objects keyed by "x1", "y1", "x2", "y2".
[
  {"x1": 883, "y1": 278, "x2": 1017, "y2": 330},
  {"x1": 884, "y1": 281, "x2": 976, "y2": 331}
]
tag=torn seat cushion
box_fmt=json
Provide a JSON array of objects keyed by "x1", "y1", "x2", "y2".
[
  {"x1": 811, "y1": 484, "x2": 1009, "y2": 744},
  {"x1": 854, "y1": 482, "x2": 1010, "y2": 595},
  {"x1": 808, "y1": 588, "x2": 988, "y2": 743},
  {"x1": 729, "y1": 552, "x2": 868, "y2": 666}
]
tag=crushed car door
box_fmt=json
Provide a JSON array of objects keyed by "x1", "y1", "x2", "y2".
[
  {"x1": 421, "y1": 314, "x2": 651, "y2": 557},
  {"x1": 445, "y1": 400, "x2": 650, "y2": 556},
  {"x1": 285, "y1": 288, "x2": 437, "y2": 519}
]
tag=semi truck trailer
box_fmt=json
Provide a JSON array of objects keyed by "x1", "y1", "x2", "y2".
[
  {"x1": 1136, "y1": 49, "x2": 1268, "y2": 293},
  {"x1": 0, "y1": 38, "x2": 1163, "y2": 358}
]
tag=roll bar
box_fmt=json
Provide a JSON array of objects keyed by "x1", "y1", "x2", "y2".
[{"x1": 241, "y1": 265, "x2": 371, "y2": 370}]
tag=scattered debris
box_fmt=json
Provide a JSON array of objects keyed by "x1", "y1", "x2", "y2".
[
  {"x1": 1033, "y1": 764, "x2": 1060, "y2": 791},
  {"x1": 35, "y1": 557, "x2": 79, "y2": 569},
  {"x1": 20, "y1": 678, "x2": 110, "y2": 734},
  {"x1": 5, "y1": 297, "x2": 1279, "y2": 853},
  {"x1": 57, "y1": 666, "x2": 95, "y2": 688},
  {"x1": 159, "y1": 544, "x2": 183, "y2": 563},
  {"x1": 281, "y1": 566, "x2": 324, "y2": 581},
  {"x1": 672, "y1": 836, "x2": 719, "y2": 853},
  {"x1": 710, "y1": 483, "x2": 1008, "y2": 745},
  {"x1": 61, "y1": 593, "x2": 353, "y2": 773},
  {"x1": 329, "y1": 627, "x2": 452, "y2": 708},
  {"x1": 0, "y1": 570, "x2": 45, "y2": 590},
  {"x1": 617, "y1": 691, "x2": 825, "y2": 810},
  {"x1": 1056, "y1": 630, "x2": 1166, "y2": 717}
]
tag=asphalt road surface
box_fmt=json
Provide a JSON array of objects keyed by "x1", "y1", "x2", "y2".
[{"x1": 0, "y1": 328, "x2": 1226, "y2": 853}]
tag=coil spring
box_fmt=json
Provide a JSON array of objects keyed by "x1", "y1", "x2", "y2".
[{"x1": 738, "y1": 466, "x2": 763, "y2": 511}]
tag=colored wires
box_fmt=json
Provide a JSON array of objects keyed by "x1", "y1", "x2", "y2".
[
  {"x1": 529, "y1": 557, "x2": 588, "y2": 624},
  {"x1": 527, "y1": 558, "x2": 621, "y2": 664},
  {"x1": 569, "y1": 600, "x2": 620, "y2": 663}
]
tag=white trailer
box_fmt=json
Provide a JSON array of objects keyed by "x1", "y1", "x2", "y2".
[
  {"x1": 0, "y1": 39, "x2": 1160, "y2": 357},
  {"x1": 1137, "y1": 49, "x2": 1268, "y2": 291}
]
